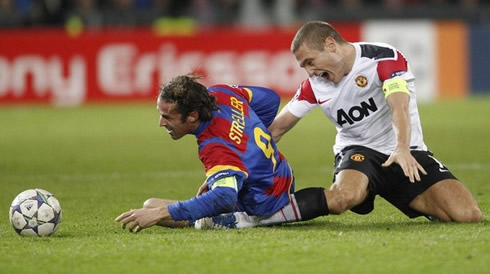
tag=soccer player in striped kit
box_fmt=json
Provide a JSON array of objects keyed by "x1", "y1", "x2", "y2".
[
  {"x1": 269, "y1": 21, "x2": 482, "y2": 222},
  {"x1": 116, "y1": 75, "x2": 329, "y2": 232}
]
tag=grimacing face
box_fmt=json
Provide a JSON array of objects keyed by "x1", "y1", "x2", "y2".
[
  {"x1": 294, "y1": 39, "x2": 347, "y2": 84},
  {"x1": 157, "y1": 98, "x2": 197, "y2": 140}
]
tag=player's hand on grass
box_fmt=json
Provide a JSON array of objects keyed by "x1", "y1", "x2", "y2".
[
  {"x1": 115, "y1": 207, "x2": 169, "y2": 233},
  {"x1": 382, "y1": 147, "x2": 427, "y2": 183}
]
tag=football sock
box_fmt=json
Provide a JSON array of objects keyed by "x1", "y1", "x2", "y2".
[
  {"x1": 233, "y1": 188, "x2": 329, "y2": 227},
  {"x1": 258, "y1": 194, "x2": 303, "y2": 226},
  {"x1": 294, "y1": 187, "x2": 329, "y2": 221}
]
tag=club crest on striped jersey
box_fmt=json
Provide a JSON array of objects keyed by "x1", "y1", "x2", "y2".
[{"x1": 355, "y1": 75, "x2": 368, "y2": 88}]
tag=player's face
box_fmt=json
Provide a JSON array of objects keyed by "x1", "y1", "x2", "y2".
[
  {"x1": 157, "y1": 98, "x2": 197, "y2": 140},
  {"x1": 294, "y1": 39, "x2": 346, "y2": 84}
]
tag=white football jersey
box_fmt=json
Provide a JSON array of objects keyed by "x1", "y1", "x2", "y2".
[{"x1": 287, "y1": 42, "x2": 427, "y2": 155}]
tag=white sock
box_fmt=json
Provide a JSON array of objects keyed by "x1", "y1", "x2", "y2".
[
  {"x1": 259, "y1": 194, "x2": 302, "y2": 226},
  {"x1": 233, "y1": 194, "x2": 303, "y2": 228},
  {"x1": 233, "y1": 212, "x2": 261, "y2": 229}
]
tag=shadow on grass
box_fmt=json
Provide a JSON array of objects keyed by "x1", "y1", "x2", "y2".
[{"x1": 270, "y1": 218, "x2": 489, "y2": 232}]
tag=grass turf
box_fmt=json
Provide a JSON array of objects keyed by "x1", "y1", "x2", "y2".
[{"x1": 0, "y1": 98, "x2": 489, "y2": 273}]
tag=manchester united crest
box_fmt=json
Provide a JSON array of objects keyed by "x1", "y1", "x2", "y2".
[
  {"x1": 355, "y1": 75, "x2": 368, "y2": 88},
  {"x1": 350, "y1": 154, "x2": 365, "y2": 162}
]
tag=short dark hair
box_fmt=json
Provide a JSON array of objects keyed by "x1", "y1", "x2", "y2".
[
  {"x1": 291, "y1": 21, "x2": 347, "y2": 53},
  {"x1": 159, "y1": 75, "x2": 219, "y2": 122}
]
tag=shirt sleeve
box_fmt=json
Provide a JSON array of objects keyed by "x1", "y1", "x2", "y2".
[
  {"x1": 377, "y1": 50, "x2": 415, "y2": 82},
  {"x1": 168, "y1": 169, "x2": 247, "y2": 221},
  {"x1": 286, "y1": 79, "x2": 317, "y2": 118},
  {"x1": 167, "y1": 182, "x2": 238, "y2": 221}
]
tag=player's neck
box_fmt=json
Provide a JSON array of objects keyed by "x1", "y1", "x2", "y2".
[{"x1": 342, "y1": 43, "x2": 356, "y2": 76}]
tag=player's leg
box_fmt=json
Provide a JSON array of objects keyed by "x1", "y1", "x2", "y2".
[
  {"x1": 262, "y1": 146, "x2": 373, "y2": 224},
  {"x1": 290, "y1": 147, "x2": 375, "y2": 218},
  {"x1": 409, "y1": 179, "x2": 482, "y2": 222},
  {"x1": 196, "y1": 187, "x2": 331, "y2": 229},
  {"x1": 143, "y1": 198, "x2": 190, "y2": 228},
  {"x1": 325, "y1": 169, "x2": 370, "y2": 214},
  {"x1": 196, "y1": 174, "x2": 369, "y2": 229},
  {"x1": 323, "y1": 146, "x2": 382, "y2": 215},
  {"x1": 381, "y1": 150, "x2": 482, "y2": 222},
  {"x1": 197, "y1": 147, "x2": 374, "y2": 229},
  {"x1": 254, "y1": 170, "x2": 369, "y2": 226}
]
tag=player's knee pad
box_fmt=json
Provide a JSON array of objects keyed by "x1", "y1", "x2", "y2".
[{"x1": 294, "y1": 187, "x2": 329, "y2": 221}]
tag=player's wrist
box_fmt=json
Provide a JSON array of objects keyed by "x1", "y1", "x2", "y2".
[
  {"x1": 394, "y1": 143, "x2": 410, "y2": 151},
  {"x1": 157, "y1": 206, "x2": 172, "y2": 221}
]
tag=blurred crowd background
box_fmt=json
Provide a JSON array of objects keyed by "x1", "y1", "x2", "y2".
[{"x1": 0, "y1": 0, "x2": 488, "y2": 29}]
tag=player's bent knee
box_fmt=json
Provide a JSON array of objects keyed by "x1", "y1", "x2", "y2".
[
  {"x1": 327, "y1": 190, "x2": 365, "y2": 214},
  {"x1": 453, "y1": 206, "x2": 482, "y2": 223},
  {"x1": 328, "y1": 170, "x2": 369, "y2": 214}
]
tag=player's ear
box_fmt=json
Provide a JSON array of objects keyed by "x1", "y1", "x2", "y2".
[
  {"x1": 187, "y1": 111, "x2": 199, "y2": 123},
  {"x1": 325, "y1": 37, "x2": 336, "y2": 52}
]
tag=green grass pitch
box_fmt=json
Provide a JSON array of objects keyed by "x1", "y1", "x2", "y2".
[{"x1": 0, "y1": 97, "x2": 489, "y2": 273}]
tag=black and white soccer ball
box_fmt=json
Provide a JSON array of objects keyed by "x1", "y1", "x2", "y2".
[{"x1": 9, "y1": 188, "x2": 62, "y2": 236}]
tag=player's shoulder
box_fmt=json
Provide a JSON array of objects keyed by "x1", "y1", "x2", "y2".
[
  {"x1": 291, "y1": 78, "x2": 318, "y2": 104},
  {"x1": 355, "y1": 42, "x2": 398, "y2": 61},
  {"x1": 208, "y1": 84, "x2": 236, "y2": 95},
  {"x1": 209, "y1": 84, "x2": 251, "y2": 103}
]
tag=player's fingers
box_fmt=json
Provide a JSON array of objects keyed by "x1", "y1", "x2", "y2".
[
  {"x1": 381, "y1": 157, "x2": 393, "y2": 167},
  {"x1": 413, "y1": 159, "x2": 428, "y2": 182},
  {"x1": 196, "y1": 187, "x2": 204, "y2": 196},
  {"x1": 115, "y1": 210, "x2": 133, "y2": 222},
  {"x1": 197, "y1": 187, "x2": 208, "y2": 197},
  {"x1": 414, "y1": 167, "x2": 421, "y2": 182},
  {"x1": 407, "y1": 169, "x2": 415, "y2": 183},
  {"x1": 196, "y1": 182, "x2": 209, "y2": 197},
  {"x1": 121, "y1": 218, "x2": 130, "y2": 229},
  {"x1": 120, "y1": 214, "x2": 136, "y2": 229},
  {"x1": 128, "y1": 222, "x2": 140, "y2": 233},
  {"x1": 121, "y1": 220, "x2": 129, "y2": 229},
  {"x1": 401, "y1": 163, "x2": 414, "y2": 183},
  {"x1": 417, "y1": 163, "x2": 428, "y2": 175}
]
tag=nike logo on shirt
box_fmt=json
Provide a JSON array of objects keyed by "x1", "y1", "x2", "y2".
[{"x1": 318, "y1": 98, "x2": 332, "y2": 104}]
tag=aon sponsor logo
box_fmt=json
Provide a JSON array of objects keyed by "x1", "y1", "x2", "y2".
[{"x1": 337, "y1": 97, "x2": 378, "y2": 126}]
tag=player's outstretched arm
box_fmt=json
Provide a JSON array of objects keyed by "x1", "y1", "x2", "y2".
[
  {"x1": 381, "y1": 91, "x2": 427, "y2": 182},
  {"x1": 269, "y1": 105, "x2": 301, "y2": 143},
  {"x1": 115, "y1": 206, "x2": 174, "y2": 233}
]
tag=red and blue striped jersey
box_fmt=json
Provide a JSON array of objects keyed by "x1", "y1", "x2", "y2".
[{"x1": 193, "y1": 85, "x2": 294, "y2": 216}]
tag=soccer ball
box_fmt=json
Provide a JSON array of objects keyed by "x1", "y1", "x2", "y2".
[{"x1": 9, "y1": 188, "x2": 62, "y2": 236}]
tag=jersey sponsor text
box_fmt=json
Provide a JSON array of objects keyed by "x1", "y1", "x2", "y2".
[{"x1": 337, "y1": 97, "x2": 378, "y2": 126}]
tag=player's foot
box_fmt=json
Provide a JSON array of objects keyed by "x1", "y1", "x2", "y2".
[{"x1": 194, "y1": 213, "x2": 237, "y2": 229}]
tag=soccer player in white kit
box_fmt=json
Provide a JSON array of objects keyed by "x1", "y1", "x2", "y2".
[{"x1": 269, "y1": 21, "x2": 482, "y2": 222}]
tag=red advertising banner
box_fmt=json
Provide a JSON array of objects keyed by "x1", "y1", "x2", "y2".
[{"x1": 0, "y1": 24, "x2": 360, "y2": 106}]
